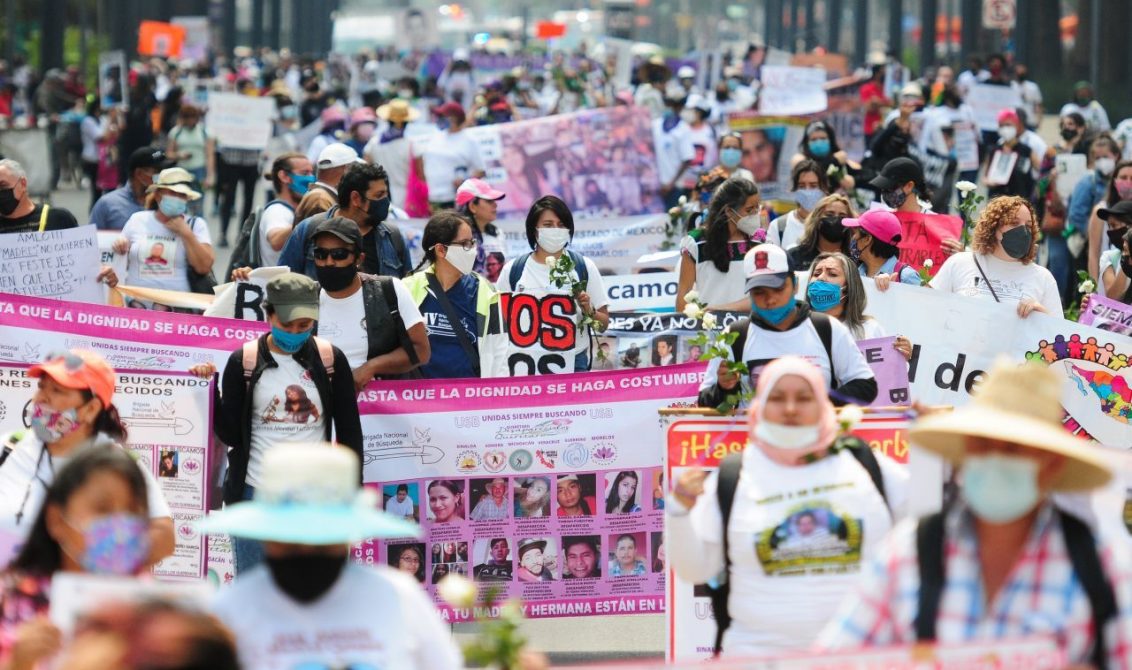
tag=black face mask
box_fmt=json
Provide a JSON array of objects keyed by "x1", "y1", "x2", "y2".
[
  {"x1": 881, "y1": 188, "x2": 908, "y2": 209},
  {"x1": 1060, "y1": 127, "x2": 1078, "y2": 142},
  {"x1": 1107, "y1": 228, "x2": 1127, "y2": 250},
  {"x1": 1000, "y1": 225, "x2": 1032, "y2": 260},
  {"x1": 365, "y1": 197, "x2": 390, "y2": 226},
  {"x1": 315, "y1": 263, "x2": 358, "y2": 292},
  {"x1": 266, "y1": 554, "x2": 347, "y2": 604},
  {"x1": 0, "y1": 187, "x2": 19, "y2": 216},
  {"x1": 818, "y1": 217, "x2": 846, "y2": 243}
]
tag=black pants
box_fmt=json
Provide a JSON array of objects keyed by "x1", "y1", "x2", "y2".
[
  {"x1": 217, "y1": 159, "x2": 259, "y2": 240},
  {"x1": 82, "y1": 160, "x2": 103, "y2": 212}
]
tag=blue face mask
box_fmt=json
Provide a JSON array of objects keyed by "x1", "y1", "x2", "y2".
[
  {"x1": 808, "y1": 138, "x2": 832, "y2": 157},
  {"x1": 436, "y1": 118, "x2": 450, "y2": 131},
  {"x1": 806, "y1": 280, "x2": 843, "y2": 312},
  {"x1": 271, "y1": 325, "x2": 313, "y2": 354},
  {"x1": 720, "y1": 147, "x2": 743, "y2": 169},
  {"x1": 158, "y1": 196, "x2": 188, "y2": 218},
  {"x1": 752, "y1": 296, "x2": 797, "y2": 325},
  {"x1": 793, "y1": 188, "x2": 824, "y2": 211},
  {"x1": 960, "y1": 454, "x2": 1041, "y2": 523},
  {"x1": 289, "y1": 173, "x2": 316, "y2": 196}
]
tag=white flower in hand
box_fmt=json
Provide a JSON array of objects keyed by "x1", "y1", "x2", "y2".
[
  {"x1": 701, "y1": 312, "x2": 718, "y2": 330},
  {"x1": 826, "y1": 163, "x2": 840, "y2": 177},
  {"x1": 1079, "y1": 278, "x2": 1096, "y2": 294},
  {"x1": 678, "y1": 195, "x2": 688, "y2": 205},
  {"x1": 923, "y1": 258, "x2": 933, "y2": 269},
  {"x1": 437, "y1": 574, "x2": 477, "y2": 608},
  {"x1": 838, "y1": 404, "x2": 865, "y2": 432},
  {"x1": 956, "y1": 181, "x2": 977, "y2": 195},
  {"x1": 683, "y1": 303, "x2": 704, "y2": 319},
  {"x1": 684, "y1": 289, "x2": 700, "y2": 304}
]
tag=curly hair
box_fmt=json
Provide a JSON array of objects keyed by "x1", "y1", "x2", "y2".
[
  {"x1": 971, "y1": 195, "x2": 1039, "y2": 264},
  {"x1": 794, "y1": 194, "x2": 857, "y2": 256}
]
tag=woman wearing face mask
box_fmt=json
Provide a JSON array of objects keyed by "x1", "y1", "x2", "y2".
[
  {"x1": 497, "y1": 196, "x2": 610, "y2": 373},
  {"x1": 0, "y1": 350, "x2": 173, "y2": 567},
  {"x1": 0, "y1": 446, "x2": 153, "y2": 669},
  {"x1": 1095, "y1": 207, "x2": 1132, "y2": 300},
  {"x1": 930, "y1": 195, "x2": 1062, "y2": 318},
  {"x1": 786, "y1": 194, "x2": 854, "y2": 273},
  {"x1": 676, "y1": 177, "x2": 763, "y2": 313},
  {"x1": 113, "y1": 167, "x2": 215, "y2": 309},
  {"x1": 985, "y1": 109, "x2": 1040, "y2": 200},
  {"x1": 165, "y1": 104, "x2": 215, "y2": 208},
  {"x1": 806, "y1": 252, "x2": 913, "y2": 359},
  {"x1": 672, "y1": 356, "x2": 907, "y2": 657},
  {"x1": 842, "y1": 209, "x2": 921, "y2": 287},
  {"x1": 716, "y1": 132, "x2": 755, "y2": 182},
  {"x1": 769, "y1": 160, "x2": 829, "y2": 250},
  {"x1": 188, "y1": 272, "x2": 362, "y2": 574},
  {"x1": 791, "y1": 120, "x2": 856, "y2": 191},
  {"x1": 344, "y1": 107, "x2": 377, "y2": 157},
  {"x1": 1064, "y1": 135, "x2": 1118, "y2": 273},
  {"x1": 403, "y1": 212, "x2": 507, "y2": 379},
  {"x1": 1087, "y1": 160, "x2": 1132, "y2": 280},
  {"x1": 455, "y1": 178, "x2": 508, "y2": 276}
]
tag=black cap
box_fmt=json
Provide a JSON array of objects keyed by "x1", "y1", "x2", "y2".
[
  {"x1": 1097, "y1": 200, "x2": 1132, "y2": 222},
  {"x1": 311, "y1": 216, "x2": 362, "y2": 251},
  {"x1": 128, "y1": 146, "x2": 172, "y2": 172},
  {"x1": 869, "y1": 157, "x2": 925, "y2": 192}
]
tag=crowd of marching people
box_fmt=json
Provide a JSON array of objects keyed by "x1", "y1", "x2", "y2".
[{"x1": 1, "y1": 30, "x2": 1132, "y2": 670}]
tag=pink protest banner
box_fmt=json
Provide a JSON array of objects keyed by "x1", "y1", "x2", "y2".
[
  {"x1": 353, "y1": 363, "x2": 704, "y2": 621},
  {"x1": 1080, "y1": 293, "x2": 1132, "y2": 335},
  {"x1": 856, "y1": 336, "x2": 911, "y2": 407},
  {"x1": 894, "y1": 211, "x2": 963, "y2": 275}
]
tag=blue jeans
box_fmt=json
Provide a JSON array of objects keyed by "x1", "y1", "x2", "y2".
[
  {"x1": 1044, "y1": 235, "x2": 1073, "y2": 307},
  {"x1": 232, "y1": 485, "x2": 264, "y2": 575}
]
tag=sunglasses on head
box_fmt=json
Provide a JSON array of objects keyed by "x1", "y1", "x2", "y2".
[
  {"x1": 45, "y1": 350, "x2": 85, "y2": 371},
  {"x1": 312, "y1": 247, "x2": 354, "y2": 261}
]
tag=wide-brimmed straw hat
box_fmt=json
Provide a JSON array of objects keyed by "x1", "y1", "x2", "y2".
[
  {"x1": 197, "y1": 443, "x2": 420, "y2": 544},
  {"x1": 376, "y1": 98, "x2": 420, "y2": 124},
  {"x1": 909, "y1": 360, "x2": 1113, "y2": 492},
  {"x1": 147, "y1": 167, "x2": 202, "y2": 200}
]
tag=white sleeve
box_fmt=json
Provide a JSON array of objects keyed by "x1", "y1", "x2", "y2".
[
  {"x1": 190, "y1": 215, "x2": 213, "y2": 246},
  {"x1": 395, "y1": 571, "x2": 464, "y2": 670},
  {"x1": 666, "y1": 470, "x2": 725, "y2": 585},
  {"x1": 139, "y1": 463, "x2": 171, "y2": 519},
  {"x1": 1038, "y1": 267, "x2": 1064, "y2": 316},
  {"x1": 466, "y1": 136, "x2": 485, "y2": 172},
  {"x1": 391, "y1": 277, "x2": 424, "y2": 330},
  {"x1": 260, "y1": 204, "x2": 293, "y2": 236},
  {"x1": 677, "y1": 130, "x2": 695, "y2": 163},
  {"x1": 928, "y1": 252, "x2": 958, "y2": 293},
  {"x1": 496, "y1": 260, "x2": 516, "y2": 293},
  {"x1": 830, "y1": 318, "x2": 874, "y2": 384},
  {"x1": 677, "y1": 234, "x2": 699, "y2": 262},
  {"x1": 582, "y1": 257, "x2": 609, "y2": 309}
]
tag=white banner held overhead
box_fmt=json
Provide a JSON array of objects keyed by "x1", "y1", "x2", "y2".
[
  {"x1": 758, "y1": 66, "x2": 828, "y2": 116},
  {"x1": 205, "y1": 93, "x2": 275, "y2": 150},
  {"x1": 0, "y1": 225, "x2": 102, "y2": 303}
]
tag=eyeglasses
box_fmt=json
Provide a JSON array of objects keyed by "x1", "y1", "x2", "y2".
[
  {"x1": 312, "y1": 247, "x2": 354, "y2": 261},
  {"x1": 447, "y1": 239, "x2": 477, "y2": 251}
]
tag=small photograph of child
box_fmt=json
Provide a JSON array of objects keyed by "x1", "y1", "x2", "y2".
[{"x1": 158, "y1": 449, "x2": 178, "y2": 478}]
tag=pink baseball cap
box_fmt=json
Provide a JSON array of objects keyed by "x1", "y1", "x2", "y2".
[
  {"x1": 842, "y1": 209, "x2": 902, "y2": 246},
  {"x1": 455, "y1": 178, "x2": 506, "y2": 208},
  {"x1": 996, "y1": 108, "x2": 1020, "y2": 126}
]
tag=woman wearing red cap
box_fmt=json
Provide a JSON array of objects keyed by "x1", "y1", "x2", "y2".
[
  {"x1": 985, "y1": 109, "x2": 1042, "y2": 200},
  {"x1": 0, "y1": 350, "x2": 174, "y2": 566}
]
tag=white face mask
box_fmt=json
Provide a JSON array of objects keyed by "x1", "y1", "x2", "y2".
[
  {"x1": 998, "y1": 125, "x2": 1018, "y2": 142},
  {"x1": 735, "y1": 213, "x2": 762, "y2": 236},
  {"x1": 1096, "y1": 157, "x2": 1116, "y2": 176},
  {"x1": 680, "y1": 109, "x2": 698, "y2": 124},
  {"x1": 444, "y1": 243, "x2": 477, "y2": 275},
  {"x1": 754, "y1": 420, "x2": 821, "y2": 450},
  {"x1": 537, "y1": 228, "x2": 570, "y2": 254}
]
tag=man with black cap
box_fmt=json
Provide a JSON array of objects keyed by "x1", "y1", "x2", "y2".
[
  {"x1": 309, "y1": 216, "x2": 429, "y2": 390},
  {"x1": 0, "y1": 158, "x2": 78, "y2": 233},
  {"x1": 90, "y1": 146, "x2": 171, "y2": 231},
  {"x1": 870, "y1": 157, "x2": 963, "y2": 255}
]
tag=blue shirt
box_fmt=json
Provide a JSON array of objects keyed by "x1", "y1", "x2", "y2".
[
  {"x1": 418, "y1": 273, "x2": 479, "y2": 379},
  {"x1": 859, "y1": 256, "x2": 921, "y2": 285},
  {"x1": 89, "y1": 186, "x2": 144, "y2": 231},
  {"x1": 280, "y1": 211, "x2": 413, "y2": 279},
  {"x1": 1068, "y1": 171, "x2": 1107, "y2": 235}
]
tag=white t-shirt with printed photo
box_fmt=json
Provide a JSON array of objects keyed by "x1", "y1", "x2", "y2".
[
  {"x1": 258, "y1": 202, "x2": 296, "y2": 268},
  {"x1": 247, "y1": 356, "x2": 326, "y2": 488},
  {"x1": 318, "y1": 279, "x2": 423, "y2": 370},
  {"x1": 930, "y1": 251, "x2": 1063, "y2": 315},
  {"x1": 121, "y1": 211, "x2": 212, "y2": 293}
]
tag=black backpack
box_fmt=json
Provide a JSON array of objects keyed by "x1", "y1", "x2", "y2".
[
  {"x1": 914, "y1": 508, "x2": 1116, "y2": 669},
  {"x1": 508, "y1": 249, "x2": 589, "y2": 289},
  {"x1": 707, "y1": 438, "x2": 888, "y2": 656},
  {"x1": 728, "y1": 312, "x2": 838, "y2": 388},
  {"x1": 225, "y1": 200, "x2": 293, "y2": 279},
  {"x1": 312, "y1": 275, "x2": 420, "y2": 379}
]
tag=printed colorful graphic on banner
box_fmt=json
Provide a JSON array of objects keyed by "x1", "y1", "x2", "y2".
[
  {"x1": 354, "y1": 364, "x2": 703, "y2": 621},
  {"x1": 724, "y1": 113, "x2": 807, "y2": 201},
  {"x1": 462, "y1": 106, "x2": 664, "y2": 218},
  {"x1": 0, "y1": 363, "x2": 214, "y2": 580}
]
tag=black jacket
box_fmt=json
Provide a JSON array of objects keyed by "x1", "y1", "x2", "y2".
[{"x1": 214, "y1": 334, "x2": 363, "y2": 504}]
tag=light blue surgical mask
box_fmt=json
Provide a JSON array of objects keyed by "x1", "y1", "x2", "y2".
[
  {"x1": 808, "y1": 138, "x2": 832, "y2": 157},
  {"x1": 752, "y1": 296, "x2": 796, "y2": 325},
  {"x1": 158, "y1": 195, "x2": 188, "y2": 218},
  {"x1": 806, "y1": 280, "x2": 843, "y2": 312},
  {"x1": 720, "y1": 147, "x2": 743, "y2": 169},
  {"x1": 271, "y1": 325, "x2": 313, "y2": 354},
  {"x1": 793, "y1": 188, "x2": 824, "y2": 211},
  {"x1": 961, "y1": 453, "x2": 1041, "y2": 523},
  {"x1": 289, "y1": 173, "x2": 316, "y2": 196}
]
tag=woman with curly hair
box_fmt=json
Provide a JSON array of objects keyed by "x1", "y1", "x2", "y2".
[
  {"x1": 675, "y1": 177, "x2": 762, "y2": 312},
  {"x1": 930, "y1": 195, "x2": 1062, "y2": 317},
  {"x1": 786, "y1": 194, "x2": 856, "y2": 272}
]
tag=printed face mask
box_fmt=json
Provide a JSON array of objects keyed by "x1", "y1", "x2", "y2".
[
  {"x1": 807, "y1": 280, "x2": 843, "y2": 312},
  {"x1": 27, "y1": 402, "x2": 83, "y2": 443},
  {"x1": 881, "y1": 188, "x2": 908, "y2": 209},
  {"x1": 66, "y1": 514, "x2": 151, "y2": 575}
]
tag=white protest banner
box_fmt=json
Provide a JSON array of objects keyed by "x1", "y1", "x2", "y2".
[
  {"x1": 605, "y1": 272, "x2": 678, "y2": 312},
  {"x1": 0, "y1": 363, "x2": 215, "y2": 579},
  {"x1": 0, "y1": 129, "x2": 52, "y2": 195},
  {"x1": 49, "y1": 574, "x2": 211, "y2": 634},
  {"x1": 203, "y1": 266, "x2": 291, "y2": 320},
  {"x1": 354, "y1": 364, "x2": 702, "y2": 621},
  {"x1": 98, "y1": 231, "x2": 128, "y2": 284},
  {"x1": 758, "y1": 65, "x2": 828, "y2": 116},
  {"x1": 965, "y1": 83, "x2": 1023, "y2": 132},
  {"x1": 0, "y1": 225, "x2": 102, "y2": 303},
  {"x1": 865, "y1": 283, "x2": 1132, "y2": 448},
  {"x1": 0, "y1": 292, "x2": 265, "y2": 378},
  {"x1": 205, "y1": 92, "x2": 275, "y2": 150},
  {"x1": 952, "y1": 120, "x2": 981, "y2": 172},
  {"x1": 1055, "y1": 153, "x2": 1089, "y2": 200}
]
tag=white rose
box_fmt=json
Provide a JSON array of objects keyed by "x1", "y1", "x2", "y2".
[
  {"x1": 955, "y1": 181, "x2": 977, "y2": 195},
  {"x1": 683, "y1": 303, "x2": 704, "y2": 319},
  {"x1": 683, "y1": 289, "x2": 700, "y2": 303},
  {"x1": 437, "y1": 574, "x2": 477, "y2": 608},
  {"x1": 923, "y1": 258, "x2": 934, "y2": 269},
  {"x1": 678, "y1": 195, "x2": 688, "y2": 205},
  {"x1": 838, "y1": 404, "x2": 865, "y2": 430},
  {"x1": 1079, "y1": 279, "x2": 1096, "y2": 294},
  {"x1": 701, "y1": 312, "x2": 718, "y2": 330}
]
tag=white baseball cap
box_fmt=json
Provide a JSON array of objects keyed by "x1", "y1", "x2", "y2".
[
  {"x1": 743, "y1": 244, "x2": 792, "y2": 291},
  {"x1": 677, "y1": 65, "x2": 696, "y2": 79},
  {"x1": 317, "y1": 143, "x2": 365, "y2": 170}
]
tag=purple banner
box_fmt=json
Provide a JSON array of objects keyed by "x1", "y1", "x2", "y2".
[
  {"x1": 857, "y1": 336, "x2": 911, "y2": 407},
  {"x1": 1080, "y1": 294, "x2": 1132, "y2": 336}
]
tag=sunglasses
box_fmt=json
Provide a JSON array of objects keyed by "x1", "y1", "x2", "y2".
[
  {"x1": 312, "y1": 247, "x2": 354, "y2": 261},
  {"x1": 45, "y1": 350, "x2": 86, "y2": 371}
]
